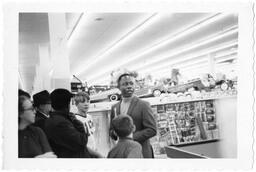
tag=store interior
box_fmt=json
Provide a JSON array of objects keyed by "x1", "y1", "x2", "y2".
[{"x1": 19, "y1": 13, "x2": 238, "y2": 158}]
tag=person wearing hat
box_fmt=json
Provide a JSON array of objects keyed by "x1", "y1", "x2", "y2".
[
  {"x1": 32, "y1": 90, "x2": 52, "y2": 132},
  {"x1": 44, "y1": 88, "x2": 91, "y2": 158}
]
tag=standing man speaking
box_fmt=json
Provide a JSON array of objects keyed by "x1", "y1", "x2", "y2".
[{"x1": 110, "y1": 73, "x2": 157, "y2": 158}]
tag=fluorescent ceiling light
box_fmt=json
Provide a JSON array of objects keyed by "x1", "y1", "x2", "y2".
[
  {"x1": 130, "y1": 27, "x2": 238, "y2": 71},
  {"x1": 91, "y1": 78, "x2": 110, "y2": 86},
  {"x1": 67, "y1": 13, "x2": 85, "y2": 47},
  {"x1": 88, "y1": 40, "x2": 237, "y2": 85},
  {"x1": 175, "y1": 59, "x2": 208, "y2": 70},
  {"x1": 66, "y1": 13, "x2": 84, "y2": 43},
  {"x1": 153, "y1": 61, "x2": 208, "y2": 77},
  {"x1": 87, "y1": 26, "x2": 238, "y2": 83},
  {"x1": 74, "y1": 13, "x2": 159, "y2": 76},
  {"x1": 215, "y1": 54, "x2": 237, "y2": 63},
  {"x1": 216, "y1": 63, "x2": 237, "y2": 70},
  {"x1": 141, "y1": 58, "x2": 208, "y2": 77},
  {"x1": 179, "y1": 66, "x2": 209, "y2": 77},
  {"x1": 214, "y1": 50, "x2": 237, "y2": 59},
  {"x1": 139, "y1": 40, "x2": 238, "y2": 74},
  {"x1": 84, "y1": 13, "x2": 230, "y2": 81}
]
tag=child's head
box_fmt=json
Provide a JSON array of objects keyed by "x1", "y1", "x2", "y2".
[
  {"x1": 74, "y1": 92, "x2": 90, "y2": 115},
  {"x1": 112, "y1": 115, "x2": 135, "y2": 138}
]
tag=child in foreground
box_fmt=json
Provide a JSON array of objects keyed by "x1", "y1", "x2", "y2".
[{"x1": 107, "y1": 115, "x2": 143, "y2": 158}]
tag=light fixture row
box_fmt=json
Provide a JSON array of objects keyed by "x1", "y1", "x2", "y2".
[
  {"x1": 83, "y1": 14, "x2": 230, "y2": 80},
  {"x1": 86, "y1": 25, "x2": 238, "y2": 84}
]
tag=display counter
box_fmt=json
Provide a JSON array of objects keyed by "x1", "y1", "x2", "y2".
[{"x1": 86, "y1": 93, "x2": 237, "y2": 158}]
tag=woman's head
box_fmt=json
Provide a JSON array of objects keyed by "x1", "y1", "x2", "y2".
[
  {"x1": 19, "y1": 95, "x2": 36, "y2": 125},
  {"x1": 74, "y1": 92, "x2": 90, "y2": 115}
]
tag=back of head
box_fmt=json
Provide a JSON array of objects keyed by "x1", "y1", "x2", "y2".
[
  {"x1": 50, "y1": 88, "x2": 73, "y2": 110},
  {"x1": 33, "y1": 90, "x2": 51, "y2": 107},
  {"x1": 112, "y1": 115, "x2": 134, "y2": 138}
]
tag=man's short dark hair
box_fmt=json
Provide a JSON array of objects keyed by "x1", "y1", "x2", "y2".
[
  {"x1": 116, "y1": 73, "x2": 134, "y2": 87},
  {"x1": 112, "y1": 115, "x2": 134, "y2": 138},
  {"x1": 50, "y1": 88, "x2": 73, "y2": 110}
]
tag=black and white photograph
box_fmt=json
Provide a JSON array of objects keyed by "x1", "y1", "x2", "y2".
[{"x1": 1, "y1": 0, "x2": 255, "y2": 171}]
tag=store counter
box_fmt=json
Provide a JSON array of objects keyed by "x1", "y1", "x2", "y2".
[
  {"x1": 86, "y1": 94, "x2": 237, "y2": 158},
  {"x1": 164, "y1": 146, "x2": 207, "y2": 158}
]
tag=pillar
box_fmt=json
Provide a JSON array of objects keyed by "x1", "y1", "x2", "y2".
[
  {"x1": 48, "y1": 13, "x2": 71, "y2": 91},
  {"x1": 208, "y1": 53, "x2": 215, "y2": 76}
]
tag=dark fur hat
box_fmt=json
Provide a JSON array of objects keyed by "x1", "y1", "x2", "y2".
[{"x1": 33, "y1": 90, "x2": 51, "y2": 107}]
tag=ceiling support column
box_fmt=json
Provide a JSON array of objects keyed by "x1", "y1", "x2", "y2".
[
  {"x1": 48, "y1": 13, "x2": 71, "y2": 91},
  {"x1": 208, "y1": 53, "x2": 215, "y2": 76},
  {"x1": 32, "y1": 44, "x2": 52, "y2": 95}
]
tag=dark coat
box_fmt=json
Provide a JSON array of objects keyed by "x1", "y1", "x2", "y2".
[
  {"x1": 32, "y1": 111, "x2": 49, "y2": 133},
  {"x1": 44, "y1": 111, "x2": 91, "y2": 158},
  {"x1": 110, "y1": 96, "x2": 157, "y2": 158}
]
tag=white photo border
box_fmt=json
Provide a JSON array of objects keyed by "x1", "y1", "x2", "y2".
[{"x1": 1, "y1": 0, "x2": 255, "y2": 170}]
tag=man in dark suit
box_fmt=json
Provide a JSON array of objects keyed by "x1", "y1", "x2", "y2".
[
  {"x1": 110, "y1": 73, "x2": 157, "y2": 158},
  {"x1": 44, "y1": 88, "x2": 91, "y2": 158},
  {"x1": 32, "y1": 90, "x2": 52, "y2": 132}
]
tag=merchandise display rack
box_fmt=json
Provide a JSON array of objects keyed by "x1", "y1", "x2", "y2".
[
  {"x1": 149, "y1": 92, "x2": 235, "y2": 156},
  {"x1": 149, "y1": 89, "x2": 237, "y2": 106}
]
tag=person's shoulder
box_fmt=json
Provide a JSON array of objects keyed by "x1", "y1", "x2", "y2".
[
  {"x1": 135, "y1": 97, "x2": 150, "y2": 106},
  {"x1": 123, "y1": 139, "x2": 141, "y2": 146},
  {"x1": 28, "y1": 125, "x2": 45, "y2": 135},
  {"x1": 125, "y1": 139, "x2": 142, "y2": 151},
  {"x1": 46, "y1": 112, "x2": 69, "y2": 125},
  {"x1": 130, "y1": 140, "x2": 142, "y2": 147},
  {"x1": 75, "y1": 114, "x2": 87, "y2": 122}
]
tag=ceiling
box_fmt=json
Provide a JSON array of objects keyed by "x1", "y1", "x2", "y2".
[{"x1": 19, "y1": 13, "x2": 238, "y2": 93}]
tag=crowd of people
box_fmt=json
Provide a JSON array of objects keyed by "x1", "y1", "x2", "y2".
[{"x1": 18, "y1": 73, "x2": 157, "y2": 158}]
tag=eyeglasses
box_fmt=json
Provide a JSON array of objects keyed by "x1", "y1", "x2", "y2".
[{"x1": 23, "y1": 106, "x2": 36, "y2": 112}]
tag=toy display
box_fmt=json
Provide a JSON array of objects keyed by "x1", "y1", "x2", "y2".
[
  {"x1": 150, "y1": 100, "x2": 219, "y2": 155},
  {"x1": 169, "y1": 68, "x2": 181, "y2": 86}
]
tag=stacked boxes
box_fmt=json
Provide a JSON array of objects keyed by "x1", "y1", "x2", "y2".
[{"x1": 150, "y1": 100, "x2": 219, "y2": 155}]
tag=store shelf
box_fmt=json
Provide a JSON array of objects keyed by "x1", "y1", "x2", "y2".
[
  {"x1": 148, "y1": 94, "x2": 237, "y2": 106},
  {"x1": 171, "y1": 138, "x2": 219, "y2": 147},
  {"x1": 87, "y1": 92, "x2": 237, "y2": 112}
]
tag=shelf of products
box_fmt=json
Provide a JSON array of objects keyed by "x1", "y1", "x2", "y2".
[
  {"x1": 150, "y1": 99, "x2": 219, "y2": 156},
  {"x1": 149, "y1": 89, "x2": 237, "y2": 106}
]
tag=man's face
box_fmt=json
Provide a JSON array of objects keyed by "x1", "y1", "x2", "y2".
[
  {"x1": 118, "y1": 75, "x2": 135, "y2": 98},
  {"x1": 38, "y1": 103, "x2": 52, "y2": 115}
]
